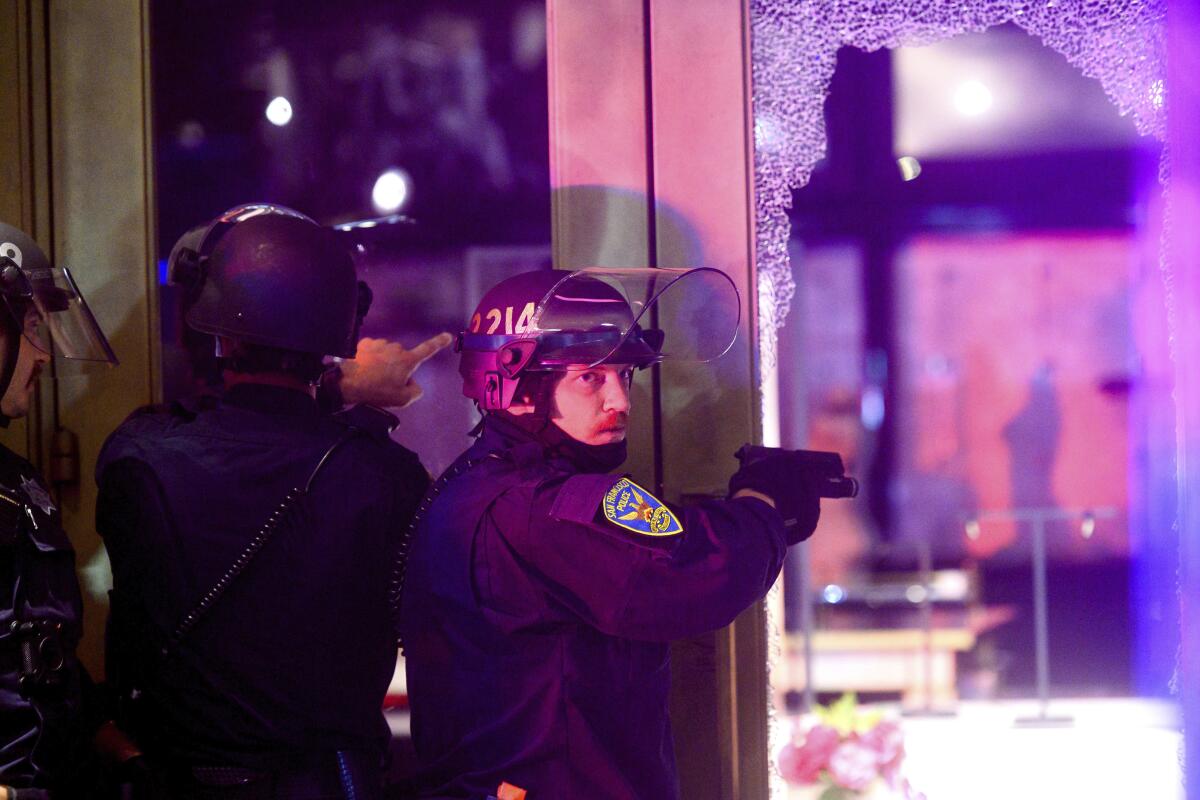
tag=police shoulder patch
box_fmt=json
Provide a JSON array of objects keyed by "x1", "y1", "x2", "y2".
[{"x1": 601, "y1": 478, "x2": 683, "y2": 537}]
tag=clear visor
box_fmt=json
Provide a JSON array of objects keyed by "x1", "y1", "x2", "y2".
[
  {"x1": 531, "y1": 267, "x2": 740, "y2": 367},
  {"x1": 27, "y1": 267, "x2": 119, "y2": 364}
]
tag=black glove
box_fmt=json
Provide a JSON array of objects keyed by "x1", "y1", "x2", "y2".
[{"x1": 728, "y1": 452, "x2": 822, "y2": 545}]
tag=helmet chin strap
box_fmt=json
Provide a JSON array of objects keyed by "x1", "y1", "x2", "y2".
[
  {"x1": 469, "y1": 370, "x2": 555, "y2": 438},
  {"x1": 489, "y1": 372, "x2": 629, "y2": 474},
  {"x1": 506, "y1": 370, "x2": 558, "y2": 432}
]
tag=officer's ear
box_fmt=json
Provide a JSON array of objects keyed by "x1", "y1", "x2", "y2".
[{"x1": 169, "y1": 247, "x2": 207, "y2": 304}]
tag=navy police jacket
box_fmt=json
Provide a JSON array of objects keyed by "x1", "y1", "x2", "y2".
[
  {"x1": 0, "y1": 443, "x2": 92, "y2": 790},
  {"x1": 96, "y1": 384, "x2": 428, "y2": 769},
  {"x1": 400, "y1": 415, "x2": 787, "y2": 799}
]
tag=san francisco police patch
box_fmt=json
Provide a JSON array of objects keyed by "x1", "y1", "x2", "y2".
[{"x1": 601, "y1": 478, "x2": 683, "y2": 537}]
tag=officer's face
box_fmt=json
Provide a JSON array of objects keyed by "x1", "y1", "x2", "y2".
[
  {"x1": 0, "y1": 309, "x2": 51, "y2": 419},
  {"x1": 551, "y1": 364, "x2": 634, "y2": 445}
]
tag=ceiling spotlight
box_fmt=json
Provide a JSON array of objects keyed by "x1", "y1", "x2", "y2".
[
  {"x1": 265, "y1": 96, "x2": 293, "y2": 127},
  {"x1": 372, "y1": 168, "x2": 412, "y2": 214},
  {"x1": 953, "y1": 80, "x2": 993, "y2": 118}
]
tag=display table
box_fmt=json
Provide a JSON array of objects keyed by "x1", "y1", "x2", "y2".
[{"x1": 782, "y1": 628, "x2": 976, "y2": 706}]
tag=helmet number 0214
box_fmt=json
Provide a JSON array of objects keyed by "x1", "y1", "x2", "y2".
[{"x1": 470, "y1": 302, "x2": 536, "y2": 336}]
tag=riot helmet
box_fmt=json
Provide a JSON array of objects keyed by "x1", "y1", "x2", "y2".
[
  {"x1": 458, "y1": 267, "x2": 740, "y2": 410},
  {"x1": 169, "y1": 203, "x2": 370, "y2": 360},
  {"x1": 0, "y1": 221, "x2": 118, "y2": 401}
]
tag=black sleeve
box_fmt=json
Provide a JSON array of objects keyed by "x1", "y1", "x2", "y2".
[
  {"x1": 489, "y1": 477, "x2": 788, "y2": 642},
  {"x1": 95, "y1": 458, "x2": 190, "y2": 694}
]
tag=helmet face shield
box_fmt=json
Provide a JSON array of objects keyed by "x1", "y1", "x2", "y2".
[
  {"x1": 206, "y1": 202, "x2": 316, "y2": 239},
  {"x1": 27, "y1": 267, "x2": 119, "y2": 364},
  {"x1": 531, "y1": 267, "x2": 740, "y2": 368}
]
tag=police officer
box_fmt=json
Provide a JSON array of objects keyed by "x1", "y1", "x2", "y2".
[
  {"x1": 96, "y1": 204, "x2": 432, "y2": 798},
  {"x1": 0, "y1": 223, "x2": 125, "y2": 797},
  {"x1": 398, "y1": 268, "x2": 823, "y2": 799}
]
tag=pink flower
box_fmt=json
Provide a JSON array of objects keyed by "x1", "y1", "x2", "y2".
[
  {"x1": 827, "y1": 740, "x2": 879, "y2": 791},
  {"x1": 778, "y1": 724, "x2": 840, "y2": 784},
  {"x1": 860, "y1": 720, "x2": 906, "y2": 780}
]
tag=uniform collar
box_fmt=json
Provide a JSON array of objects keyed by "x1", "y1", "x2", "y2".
[
  {"x1": 476, "y1": 413, "x2": 551, "y2": 463},
  {"x1": 477, "y1": 413, "x2": 626, "y2": 474},
  {"x1": 222, "y1": 383, "x2": 319, "y2": 417}
]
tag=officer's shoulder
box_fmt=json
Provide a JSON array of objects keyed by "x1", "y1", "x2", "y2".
[
  {"x1": 478, "y1": 451, "x2": 581, "y2": 498},
  {"x1": 525, "y1": 471, "x2": 619, "y2": 513},
  {"x1": 103, "y1": 398, "x2": 210, "y2": 453},
  {"x1": 97, "y1": 399, "x2": 210, "y2": 477},
  {"x1": 330, "y1": 404, "x2": 425, "y2": 472},
  {"x1": 116, "y1": 397, "x2": 214, "y2": 430}
]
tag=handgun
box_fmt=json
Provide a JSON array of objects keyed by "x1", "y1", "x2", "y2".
[{"x1": 734, "y1": 445, "x2": 859, "y2": 499}]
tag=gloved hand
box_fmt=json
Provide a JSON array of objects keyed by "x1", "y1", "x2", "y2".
[
  {"x1": 337, "y1": 334, "x2": 453, "y2": 409},
  {"x1": 728, "y1": 451, "x2": 822, "y2": 545}
]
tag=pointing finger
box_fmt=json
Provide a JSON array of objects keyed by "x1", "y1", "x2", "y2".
[{"x1": 406, "y1": 332, "x2": 454, "y2": 365}]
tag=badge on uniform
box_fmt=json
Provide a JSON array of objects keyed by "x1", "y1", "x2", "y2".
[
  {"x1": 601, "y1": 478, "x2": 683, "y2": 537},
  {"x1": 20, "y1": 475, "x2": 55, "y2": 515}
]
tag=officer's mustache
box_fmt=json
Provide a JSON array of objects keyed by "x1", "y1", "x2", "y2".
[{"x1": 596, "y1": 413, "x2": 628, "y2": 432}]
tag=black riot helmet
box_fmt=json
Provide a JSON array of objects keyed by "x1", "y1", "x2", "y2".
[
  {"x1": 0, "y1": 221, "x2": 118, "y2": 401},
  {"x1": 169, "y1": 204, "x2": 371, "y2": 359}
]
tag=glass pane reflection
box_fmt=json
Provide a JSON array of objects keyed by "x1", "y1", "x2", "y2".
[{"x1": 152, "y1": 0, "x2": 551, "y2": 473}]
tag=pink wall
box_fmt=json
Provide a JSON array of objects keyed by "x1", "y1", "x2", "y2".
[{"x1": 896, "y1": 231, "x2": 1136, "y2": 562}]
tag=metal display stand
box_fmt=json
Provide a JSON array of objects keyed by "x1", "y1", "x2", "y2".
[
  {"x1": 965, "y1": 506, "x2": 1116, "y2": 727},
  {"x1": 796, "y1": 539, "x2": 817, "y2": 713},
  {"x1": 903, "y1": 538, "x2": 959, "y2": 718}
]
